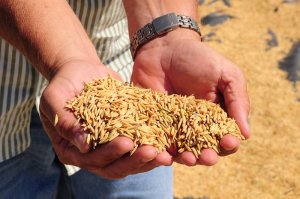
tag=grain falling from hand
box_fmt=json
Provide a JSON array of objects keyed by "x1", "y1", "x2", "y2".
[{"x1": 54, "y1": 114, "x2": 58, "y2": 126}]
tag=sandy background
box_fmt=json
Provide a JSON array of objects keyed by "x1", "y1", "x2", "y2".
[{"x1": 173, "y1": 1, "x2": 300, "y2": 199}]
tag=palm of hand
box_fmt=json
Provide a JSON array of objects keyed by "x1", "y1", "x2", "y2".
[
  {"x1": 131, "y1": 39, "x2": 250, "y2": 166},
  {"x1": 40, "y1": 61, "x2": 120, "y2": 148},
  {"x1": 39, "y1": 60, "x2": 174, "y2": 179}
]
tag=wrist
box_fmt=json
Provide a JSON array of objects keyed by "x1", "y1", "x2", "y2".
[
  {"x1": 50, "y1": 59, "x2": 119, "y2": 87},
  {"x1": 134, "y1": 28, "x2": 202, "y2": 61},
  {"x1": 130, "y1": 13, "x2": 202, "y2": 58},
  {"x1": 123, "y1": 0, "x2": 198, "y2": 37},
  {"x1": 45, "y1": 43, "x2": 102, "y2": 81}
]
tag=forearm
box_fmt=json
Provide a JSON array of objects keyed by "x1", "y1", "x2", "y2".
[
  {"x1": 0, "y1": 0, "x2": 100, "y2": 80},
  {"x1": 122, "y1": 0, "x2": 198, "y2": 38}
]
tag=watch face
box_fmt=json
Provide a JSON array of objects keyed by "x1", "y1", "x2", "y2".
[{"x1": 153, "y1": 13, "x2": 179, "y2": 35}]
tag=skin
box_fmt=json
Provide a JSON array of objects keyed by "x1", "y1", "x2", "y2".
[
  {"x1": 0, "y1": 0, "x2": 250, "y2": 179},
  {"x1": 130, "y1": 29, "x2": 250, "y2": 166},
  {"x1": 124, "y1": 0, "x2": 250, "y2": 166}
]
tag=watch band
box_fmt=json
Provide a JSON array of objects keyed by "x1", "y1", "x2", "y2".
[{"x1": 130, "y1": 13, "x2": 202, "y2": 58}]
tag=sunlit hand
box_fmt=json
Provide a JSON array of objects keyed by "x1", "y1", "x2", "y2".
[
  {"x1": 131, "y1": 29, "x2": 250, "y2": 166},
  {"x1": 39, "y1": 60, "x2": 172, "y2": 179}
]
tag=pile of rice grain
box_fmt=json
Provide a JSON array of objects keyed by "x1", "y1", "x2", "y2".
[{"x1": 66, "y1": 76, "x2": 244, "y2": 158}]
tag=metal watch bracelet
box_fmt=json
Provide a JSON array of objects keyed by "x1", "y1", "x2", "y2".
[{"x1": 130, "y1": 13, "x2": 202, "y2": 58}]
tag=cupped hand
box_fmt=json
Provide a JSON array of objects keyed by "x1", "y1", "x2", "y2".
[
  {"x1": 39, "y1": 60, "x2": 172, "y2": 179},
  {"x1": 131, "y1": 29, "x2": 250, "y2": 166}
]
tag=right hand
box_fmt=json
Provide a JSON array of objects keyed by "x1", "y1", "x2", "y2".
[{"x1": 39, "y1": 60, "x2": 173, "y2": 179}]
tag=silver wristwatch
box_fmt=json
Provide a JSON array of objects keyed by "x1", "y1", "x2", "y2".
[{"x1": 130, "y1": 12, "x2": 202, "y2": 58}]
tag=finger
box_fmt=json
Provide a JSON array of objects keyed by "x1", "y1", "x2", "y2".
[
  {"x1": 152, "y1": 151, "x2": 173, "y2": 166},
  {"x1": 219, "y1": 147, "x2": 239, "y2": 157},
  {"x1": 66, "y1": 136, "x2": 134, "y2": 169},
  {"x1": 39, "y1": 112, "x2": 76, "y2": 152},
  {"x1": 197, "y1": 148, "x2": 219, "y2": 166},
  {"x1": 52, "y1": 137, "x2": 134, "y2": 169},
  {"x1": 176, "y1": 151, "x2": 197, "y2": 166},
  {"x1": 39, "y1": 101, "x2": 90, "y2": 153},
  {"x1": 39, "y1": 115, "x2": 84, "y2": 165},
  {"x1": 167, "y1": 145, "x2": 190, "y2": 165},
  {"x1": 39, "y1": 84, "x2": 90, "y2": 151},
  {"x1": 130, "y1": 151, "x2": 174, "y2": 175},
  {"x1": 218, "y1": 68, "x2": 251, "y2": 139},
  {"x1": 219, "y1": 134, "x2": 240, "y2": 156},
  {"x1": 40, "y1": 116, "x2": 134, "y2": 169},
  {"x1": 172, "y1": 156, "x2": 186, "y2": 165},
  {"x1": 100, "y1": 145, "x2": 158, "y2": 179}
]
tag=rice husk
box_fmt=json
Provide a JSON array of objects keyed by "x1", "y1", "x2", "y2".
[{"x1": 66, "y1": 76, "x2": 244, "y2": 158}]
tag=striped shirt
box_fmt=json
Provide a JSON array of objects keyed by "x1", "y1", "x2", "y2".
[{"x1": 0, "y1": 0, "x2": 133, "y2": 162}]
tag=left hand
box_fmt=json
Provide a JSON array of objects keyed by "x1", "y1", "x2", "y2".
[{"x1": 131, "y1": 29, "x2": 250, "y2": 166}]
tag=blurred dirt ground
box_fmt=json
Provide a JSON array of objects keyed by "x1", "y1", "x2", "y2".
[{"x1": 173, "y1": 1, "x2": 300, "y2": 199}]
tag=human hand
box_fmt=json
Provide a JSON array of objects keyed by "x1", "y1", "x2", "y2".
[
  {"x1": 131, "y1": 29, "x2": 250, "y2": 166},
  {"x1": 39, "y1": 60, "x2": 172, "y2": 179}
]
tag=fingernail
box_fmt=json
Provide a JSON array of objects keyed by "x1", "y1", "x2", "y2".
[{"x1": 141, "y1": 150, "x2": 157, "y2": 163}]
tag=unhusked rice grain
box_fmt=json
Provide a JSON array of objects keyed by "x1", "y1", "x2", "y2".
[{"x1": 66, "y1": 76, "x2": 244, "y2": 158}]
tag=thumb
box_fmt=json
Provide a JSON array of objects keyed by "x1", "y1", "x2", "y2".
[
  {"x1": 219, "y1": 71, "x2": 251, "y2": 139},
  {"x1": 39, "y1": 85, "x2": 90, "y2": 153}
]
